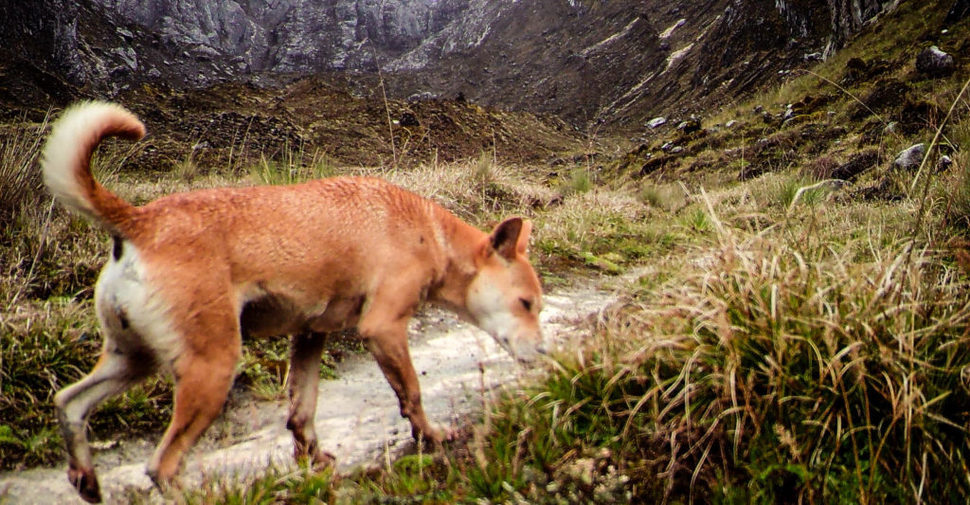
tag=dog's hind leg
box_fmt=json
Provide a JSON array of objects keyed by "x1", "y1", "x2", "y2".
[
  {"x1": 54, "y1": 342, "x2": 154, "y2": 503},
  {"x1": 285, "y1": 331, "x2": 335, "y2": 466},
  {"x1": 146, "y1": 310, "x2": 240, "y2": 488}
]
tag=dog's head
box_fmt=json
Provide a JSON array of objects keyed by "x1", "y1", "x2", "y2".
[{"x1": 466, "y1": 217, "x2": 545, "y2": 362}]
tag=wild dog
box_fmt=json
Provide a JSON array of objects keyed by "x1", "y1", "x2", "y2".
[{"x1": 42, "y1": 101, "x2": 545, "y2": 503}]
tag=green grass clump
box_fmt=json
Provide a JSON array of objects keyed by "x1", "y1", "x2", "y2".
[
  {"x1": 250, "y1": 147, "x2": 335, "y2": 186},
  {"x1": 179, "y1": 466, "x2": 337, "y2": 505}
]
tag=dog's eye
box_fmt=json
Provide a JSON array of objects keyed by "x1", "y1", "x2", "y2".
[{"x1": 520, "y1": 298, "x2": 533, "y2": 311}]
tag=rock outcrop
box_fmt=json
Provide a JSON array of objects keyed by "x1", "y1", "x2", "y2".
[{"x1": 0, "y1": 0, "x2": 932, "y2": 127}]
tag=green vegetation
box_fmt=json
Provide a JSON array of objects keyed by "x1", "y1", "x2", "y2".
[{"x1": 3, "y1": 0, "x2": 970, "y2": 503}]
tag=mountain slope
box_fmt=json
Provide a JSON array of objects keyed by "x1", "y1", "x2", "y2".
[{"x1": 0, "y1": 0, "x2": 929, "y2": 129}]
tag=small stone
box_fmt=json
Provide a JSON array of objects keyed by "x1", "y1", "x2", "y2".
[
  {"x1": 725, "y1": 120, "x2": 738, "y2": 128},
  {"x1": 646, "y1": 117, "x2": 667, "y2": 128},
  {"x1": 783, "y1": 105, "x2": 796, "y2": 120}
]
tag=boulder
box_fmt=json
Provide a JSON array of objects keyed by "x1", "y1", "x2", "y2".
[
  {"x1": 893, "y1": 143, "x2": 925, "y2": 171},
  {"x1": 916, "y1": 46, "x2": 955, "y2": 77}
]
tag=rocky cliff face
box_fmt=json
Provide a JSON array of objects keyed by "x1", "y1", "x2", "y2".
[
  {"x1": 0, "y1": 0, "x2": 927, "y2": 127},
  {"x1": 384, "y1": 0, "x2": 907, "y2": 128},
  {"x1": 89, "y1": 0, "x2": 459, "y2": 72}
]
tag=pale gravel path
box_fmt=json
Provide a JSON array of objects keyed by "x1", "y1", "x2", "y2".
[{"x1": 0, "y1": 275, "x2": 630, "y2": 504}]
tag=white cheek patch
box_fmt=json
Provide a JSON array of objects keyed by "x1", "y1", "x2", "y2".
[{"x1": 467, "y1": 278, "x2": 519, "y2": 347}]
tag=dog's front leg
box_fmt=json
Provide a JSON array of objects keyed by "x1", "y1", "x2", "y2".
[
  {"x1": 361, "y1": 311, "x2": 445, "y2": 444},
  {"x1": 286, "y1": 331, "x2": 335, "y2": 466}
]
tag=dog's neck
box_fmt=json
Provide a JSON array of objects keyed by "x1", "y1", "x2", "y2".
[{"x1": 427, "y1": 205, "x2": 486, "y2": 316}]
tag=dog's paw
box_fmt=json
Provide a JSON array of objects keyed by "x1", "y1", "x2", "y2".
[
  {"x1": 438, "y1": 426, "x2": 457, "y2": 443},
  {"x1": 413, "y1": 424, "x2": 455, "y2": 446},
  {"x1": 293, "y1": 440, "x2": 336, "y2": 469},
  {"x1": 310, "y1": 449, "x2": 336, "y2": 470},
  {"x1": 68, "y1": 465, "x2": 102, "y2": 503}
]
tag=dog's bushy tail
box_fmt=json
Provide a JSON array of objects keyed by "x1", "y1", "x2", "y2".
[{"x1": 41, "y1": 101, "x2": 145, "y2": 234}]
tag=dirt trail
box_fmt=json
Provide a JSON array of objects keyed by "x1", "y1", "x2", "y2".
[{"x1": 0, "y1": 275, "x2": 630, "y2": 504}]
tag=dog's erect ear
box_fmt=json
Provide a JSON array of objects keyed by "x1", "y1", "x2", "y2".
[
  {"x1": 489, "y1": 217, "x2": 524, "y2": 260},
  {"x1": 517, "y1": 219, "x2": 533, "y2": 257}
]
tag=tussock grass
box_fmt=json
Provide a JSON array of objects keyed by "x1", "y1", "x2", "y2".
[
  {"x1": 617, "y1": 219, "x2": 970, "y2": 503},
  {"x1": 0, "y1": 116, "x2": 49, "y2": 225},
  {"x1": 249, "y1": 145, "x2": 336, "y2": 186}
]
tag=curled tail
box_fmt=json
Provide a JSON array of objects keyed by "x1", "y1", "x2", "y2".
[{"x1": 41, "y1": 101, "x2": 145, "y2": 234}]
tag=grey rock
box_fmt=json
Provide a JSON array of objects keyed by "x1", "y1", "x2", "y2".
[
  {"x1": 775, "y1": 0, "x2": 897, "y2": 47},
  {"x1": 916, "y1": 45, "x2": 955, "y2": 76},
  {"x1": 893, "y1": 143, "x2": 925, "y2": 171},
  {"x1": 725, "y1": 120, "x2": 738, "y2": 128},
  {"x1": 90, "y1": 0, "x2": 466, "y2": 74},
  {"x1": 407, "y1": 91, "x2": 437, "y2": 102},
  {"x1": 646, "y1": 117, "x2": 667, "y2": 129}
]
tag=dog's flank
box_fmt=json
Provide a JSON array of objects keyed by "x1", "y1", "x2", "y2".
[{"x1": 42, "y1": 101, "x2": 545, "y2": 503}]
